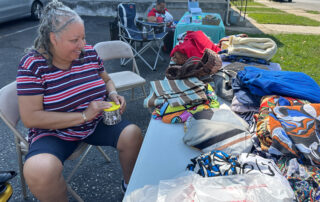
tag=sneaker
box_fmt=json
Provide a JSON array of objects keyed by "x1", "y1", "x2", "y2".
[{"x1": 121, "y1": 179, "x2": 127, "y2": 194}]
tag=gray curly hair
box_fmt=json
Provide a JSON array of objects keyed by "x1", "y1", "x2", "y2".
[{"x1": 29, "y1": 0, "x2": 83, "y2": 66}]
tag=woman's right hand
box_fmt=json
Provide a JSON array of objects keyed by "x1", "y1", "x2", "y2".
[{"x1": 83, "y1": 101, "x2": 112, "y2": 121}]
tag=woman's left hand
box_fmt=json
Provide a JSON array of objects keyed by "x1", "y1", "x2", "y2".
[{"x1": 109, "y1": 94, "x2": 126, "y2": 114}]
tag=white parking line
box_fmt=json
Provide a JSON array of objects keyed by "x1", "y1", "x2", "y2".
[{"x1": 0, "y1": 25, "x2": 39, "y2": 39}]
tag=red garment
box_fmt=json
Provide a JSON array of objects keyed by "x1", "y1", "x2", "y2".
[
  {"x1": 170, "y1": 31, "x2": 221, "y2": 58},
  {"x1": 148, "y1": 8, "x2": 169, "y2": 16},
  {"x1": 148, "y1": 8, "x2": 173, "y2": 26}
]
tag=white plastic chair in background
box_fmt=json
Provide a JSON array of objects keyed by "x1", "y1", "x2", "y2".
[{"x1": 94, "y1": 40, "x2": 147, "y2": 100}]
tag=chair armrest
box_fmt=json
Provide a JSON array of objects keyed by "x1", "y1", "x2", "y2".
[
  {"x1": 137, "y1": 19, "x2": 165, "y2": 27},
  {"x1": 119, "y1": 23, "x2": 156, "y2": 41},
  {"x1": 119, "y1": 24, "x2": 154, "y2": 35},
  {"x1": 136, "y1": 18, "x2": 167, "y2": 32}
]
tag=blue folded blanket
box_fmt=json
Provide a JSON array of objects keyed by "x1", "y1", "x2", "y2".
[{"x1": 237, "y1": 66, "x2": 320, "y2": 103}]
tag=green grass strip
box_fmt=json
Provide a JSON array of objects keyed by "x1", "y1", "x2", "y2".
[
  {"x1": 232, "y1": 1, "x2": 265, "y2": 7},
  {"x1": 306, "y1": 10, "x2": 320, "y2": 15},
  {"x1": 225, "y1": 31, "x2": 320, "y2": 84},
  {"x1": 241, "y1": 7, "x2": 284, "y2": 13},
  {"x1": 271, "y1": 34, "x2": 320, "y2": 84},
  {"x1": 248, "y1": 13, "x2": 320, "y2": 26}
]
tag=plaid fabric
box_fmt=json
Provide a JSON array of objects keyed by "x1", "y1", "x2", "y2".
[
  {"x1": 187, "y1": 150, "x2": 240, "y2": 177},
  {"x1": 144, "y1": 77, "x2": 207, "y2": 108}
]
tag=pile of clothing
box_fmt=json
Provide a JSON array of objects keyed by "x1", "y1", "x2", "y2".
[
  {"x1": 218, "y1": 34, "x2": 278, "y2": 65},
  {"x1": 143, "y1": 77, "x2": 219, "y2": 123},
  {"x1": 142, "y1": 31, "x2": 320, "y2": 201}
]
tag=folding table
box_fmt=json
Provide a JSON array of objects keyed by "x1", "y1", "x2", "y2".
[
  {"x1": 173, "y1": 12, "x2": 226, "y2": 46},
  {"x1": 124, "y1": 62, "x2": 281, "y2": 199}
]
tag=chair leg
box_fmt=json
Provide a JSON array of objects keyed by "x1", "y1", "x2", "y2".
[
  {"x1": 120, "y1": 58, "x2": 125, "y2": 66},
  {"x1": 67, "y1": 184, "x2": 84, "y2": 202},
  {"x1": 150, "y1": 41, "x2": 164, "y2": 61},
  {"x1": 123, "y1": 39, "x2": 155, "y2": 71},
  {"x1": 120, "y1": 37, "x2": 162, "y2": 71},
  {"x1": 66, "y1": 145, "x2": 93, "y2": 183},
  {"x1": 66, "y1": 146, "x2": 111, "y2": 183},
  {"x1": 152, "y1": 42, "x2": 163, "y2": 71},
  {"x1": 142, "y1": 86, "x2": 147, "y2": 98},
  {"x1": 125, "y1": 42, "x2": 154, "y2": 70},
  {"x1": 18, "y1": 154, "x2": 27, "y2": 199},
  {"x1": 131, "y1": 88, "x2": 135, "y2": 100},
  {"x1": 65, "y1": 146, "x2": 110, "y2": 201},
  {"x1": 128, "y1": 86, "x2": 147, "y2": 101},
  {"x1": 158, "y1": 42, "x2": 164, "y2": 62},
  {"x1": 14, "y1": 138, "x2": 27, "y2": 199},
  {"x1": 95, "y1": 146, "x2": 111, "y2": 163}
]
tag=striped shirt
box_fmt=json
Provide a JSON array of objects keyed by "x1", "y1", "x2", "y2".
[{"x1": 16, "y1": 45, "x2": 106, "y2": 144}]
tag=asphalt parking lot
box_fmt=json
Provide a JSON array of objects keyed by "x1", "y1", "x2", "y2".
[{"x1": 0, "y1": 16, "x2": 171, "y2": 201}]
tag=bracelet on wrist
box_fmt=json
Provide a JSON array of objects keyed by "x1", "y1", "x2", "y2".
[
  {"x1": 81, "y1": 111, "x2": 87, "y2": 123},
  {"x1": 108, "y1": 90, "x2": 118, "y2": 97}
]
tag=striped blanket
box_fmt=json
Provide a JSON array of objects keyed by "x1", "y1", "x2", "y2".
[{"x1": 143, "y1": 77, "x2": 207, "y2": 108}]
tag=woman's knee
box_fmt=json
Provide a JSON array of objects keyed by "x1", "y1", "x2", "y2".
[
  {"x1": 24, "y1": 153, "x2": 63, "y2": 187},
  {"x1": 117, "y1": 124, "x2": 143, "y2": 150}
]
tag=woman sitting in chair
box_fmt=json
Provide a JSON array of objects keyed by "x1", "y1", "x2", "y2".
[
  {"x1": 16, "y1": 0, "x2": 142, "y2": 201},
  {"x1": 147, "y1": 0, "x2": 175, "y2": 53}
]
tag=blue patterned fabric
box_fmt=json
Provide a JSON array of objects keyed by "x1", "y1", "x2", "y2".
[
  {"x1": 277, "y1": 157, "x2": 320, "y2": 202},
  {"x1": 187, "y1": 150, "x2": 240, "y2": 177}
]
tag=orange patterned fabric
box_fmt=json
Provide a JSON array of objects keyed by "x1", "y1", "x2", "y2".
[
  {"x1": 269, "y1": 103, "x2": 320, "y2": 165},
  {"x1": 255, "y1": 95, "x2": 310, "y2": 151}
]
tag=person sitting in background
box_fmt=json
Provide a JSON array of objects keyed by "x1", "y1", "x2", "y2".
[
  {"x1": 147, "y1": 0, "x2": 175, "y2": 53},
  {"x1": 16, "y1": 1, "x2": 142, "y2": 201},
  {"x1": 147, "y1": 0, "x2": 173, "y2": 25}
]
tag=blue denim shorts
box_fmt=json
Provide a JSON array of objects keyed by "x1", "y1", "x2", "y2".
[{"x1": 25, "y1": 119, "x2": 131, "y2": 164}]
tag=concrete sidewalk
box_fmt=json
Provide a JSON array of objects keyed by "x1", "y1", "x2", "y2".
[{"x1": 226, "y1": 0, "x2": 320, "y2": 35}]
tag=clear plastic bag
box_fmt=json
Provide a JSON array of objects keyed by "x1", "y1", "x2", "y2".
[
  {"x1": 124, "y1": 172, "x2": 294, "y2": 202},
  {"x1": 192, "y1": 174, "x2": 294, "y2": 202}
]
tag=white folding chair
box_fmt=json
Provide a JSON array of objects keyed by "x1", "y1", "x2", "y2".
[
  {"x1": 0, "y1": 81, "x2": 111, "y2": 202},
  {"x1": 94, "y1": 40, "x2": 147, "y2": 100}
]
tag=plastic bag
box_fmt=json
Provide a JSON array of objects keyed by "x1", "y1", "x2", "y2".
[
  {"x1": 123, "y1": 184, "x2": 159, "y2": 202},
  {"x1": 192, "y1": 174, "x2": 294, "y2": 202},
  {"x1": 124, "y1": 172, "x2": 294, "y2": 202}
]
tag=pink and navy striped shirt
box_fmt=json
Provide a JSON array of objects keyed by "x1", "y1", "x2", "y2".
[{"x1": 17, "y1": 45, "x2": 106, "y2": 144}]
